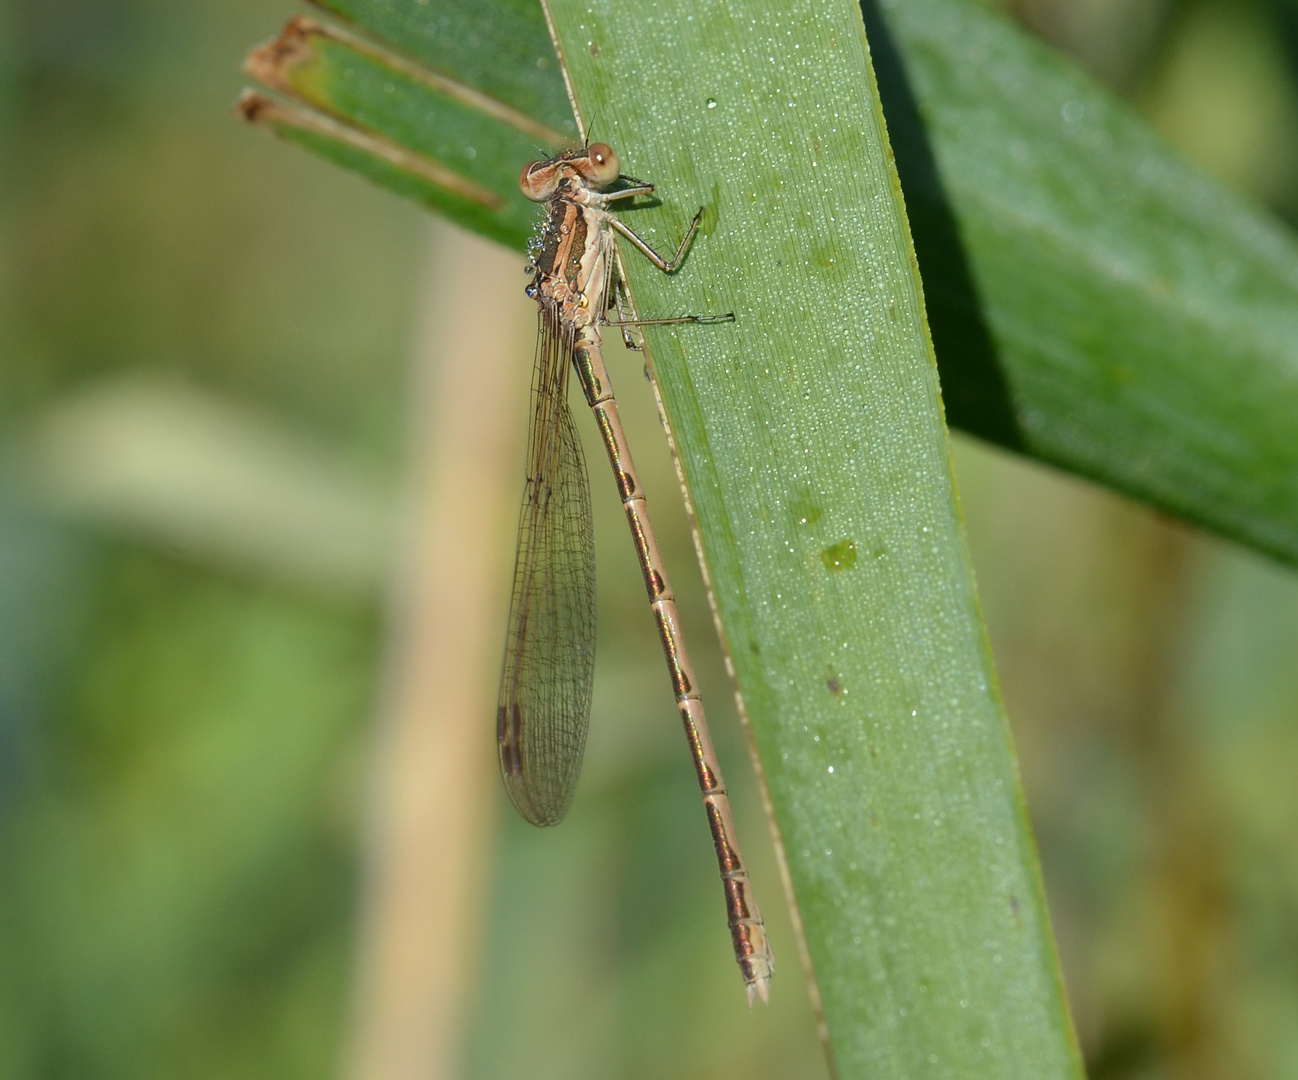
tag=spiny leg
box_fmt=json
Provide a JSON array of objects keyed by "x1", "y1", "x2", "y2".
[{"x1": 609, "y1": 206, "x2": 705, "y2": 272}]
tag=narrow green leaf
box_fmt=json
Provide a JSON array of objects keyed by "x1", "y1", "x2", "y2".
[
  {"x1": 243, "y1": 19, "x2": 570, "y2": 247},
  {"x1": 238, "y1": 91, "x2": 527, "y2": 248},
  {"x1": 307, "y1": 0, "x2": 577, "y2": 138},
  {"x1": 866, "y1": 0, "x2": 1298, "y2": 564},
  {"x1": 242, "y1": 0, "x2": 1298, "y2": 567},
  {"x1": 541, "y1": 1, "x2": 1079, "y2": 1077}
]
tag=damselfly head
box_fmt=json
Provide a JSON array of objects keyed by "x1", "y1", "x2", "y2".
[{"x1": 519, "y1": 143, "x2": 623, "y2": 201}]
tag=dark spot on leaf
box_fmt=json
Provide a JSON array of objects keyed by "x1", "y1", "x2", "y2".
[
  {"x1": 821, "y1": 540, "x2": 857, "y2": 571},
  {"x1": 699, "y1": 184, "x2": 722, "y2": 235}
]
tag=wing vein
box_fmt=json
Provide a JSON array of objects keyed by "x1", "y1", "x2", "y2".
[{"x1": 496, "y1": 300, "x2": 596, "y2": 826}]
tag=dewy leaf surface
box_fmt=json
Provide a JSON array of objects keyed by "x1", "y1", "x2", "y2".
[
  {"x1": 540, "y1": 0, "x2": 1080, "y2": 1076},
  {"x1": 243, "y1": 0, "x2": 1298, "y2": 566}
]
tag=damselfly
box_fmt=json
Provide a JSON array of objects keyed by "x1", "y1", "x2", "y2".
[{"x1": 497, "y1": 142, "x2": 773, "y2": 1003}]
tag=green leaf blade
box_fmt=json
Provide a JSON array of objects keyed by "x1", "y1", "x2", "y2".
[
  {"x1": 244, "y1": 20, "x2": 557, "y2": 247},
  {"x1": 544, "y1": 0, "x2": 1082, "y2": 1075},
  {"x1": 299, "y1": 31, "x2": 556, "y2": 194},
  {"x1": 872, "y1": 0, "x2": 1298, "y2": 562},
  {"x1": 308, "y1": 0, "x2": 578, "y2": 137},
  {"x1": 239, "y1": 91, "x2": 531, "y2": 249}
]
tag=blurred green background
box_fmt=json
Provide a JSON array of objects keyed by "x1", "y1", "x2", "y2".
[{"x1": 2, "y1": 0, "x2": 1298, "y2": 1078}]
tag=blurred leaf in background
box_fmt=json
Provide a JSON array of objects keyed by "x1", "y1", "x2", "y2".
[
  {"x1": 973, "y1": 1, "x2": 1298, "y2": 1076},
  {"x1": 1, "y1": 1, "x2": 1297, "y2": 1079},
  {"x1": 0, "y1": 0, "x2": 419, "y2": 1076}
]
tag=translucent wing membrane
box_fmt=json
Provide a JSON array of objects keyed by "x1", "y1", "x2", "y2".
[{"x1": 496, "y1": 301, "x2": 596, "y2": 826}]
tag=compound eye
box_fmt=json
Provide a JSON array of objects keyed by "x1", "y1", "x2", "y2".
[
  {"x1": 584, "y1": 143, "x2": 620, "y2": 184},
  {"x1": 519, "y1": 161, "x2": 560, "y2": 201}
]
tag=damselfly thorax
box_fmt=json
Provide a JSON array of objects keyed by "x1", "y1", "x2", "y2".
[
  {"x1": 498, "y1": 142, "x2": 773, "y2": 1003},
  {"x1": 524, "y1": 174, "x2": 613, "y2": 328}
]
